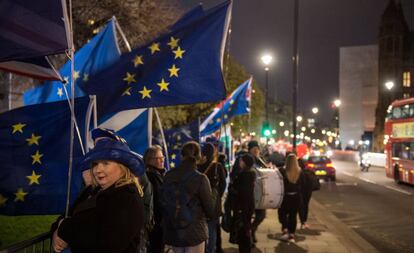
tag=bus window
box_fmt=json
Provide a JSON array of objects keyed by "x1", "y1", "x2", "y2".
[
  {"x1": 392, "y1": 107, "x2": 402, "y2": 119},
  {"x1": 392, "y1": 142, "x2": 414, "y2": 160}
]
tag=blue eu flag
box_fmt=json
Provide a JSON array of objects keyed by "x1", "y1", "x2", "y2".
[
  {"x1": 23, "y1": 18, "x2": 120, "y2": 105},
  {"x1": 200, "y1": 78, "x2": 252, "y2": 136},
  {"x1": 154, "y1": 120, "x2": 199, "y2": 170},
  {"x1": 83, "y1": 1, "x2": 231, "y2": 115},
  {"x1": 0, "y1": 97, "x2": 91, "y2": 215}
]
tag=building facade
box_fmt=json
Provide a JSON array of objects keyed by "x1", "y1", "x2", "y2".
[{"x1": 373, "y1": 0, "x2": 414, "y2": 151}]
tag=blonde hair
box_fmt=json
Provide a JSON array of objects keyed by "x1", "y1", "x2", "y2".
[
  {"x1": 115, "y1": 163, "x2": 144, "y2": 197},
  {"x1": 285, "y1": 154, "x2": 301, "y2": 184}
]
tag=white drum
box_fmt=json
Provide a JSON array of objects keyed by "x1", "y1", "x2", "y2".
[{"x1": 254, "y1": 168, "x2": 284, "y2": 209}]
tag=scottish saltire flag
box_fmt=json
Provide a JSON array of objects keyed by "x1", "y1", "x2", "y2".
[
  {"x1": 200, "y1": 78, "x2": 252, "y2": 136},
  {"x1": 0, "y1": 0, "x2": 69, "y2": 62},
  {"x1": 97, "y1": 109, "x2": 152, "y2": 155},
  {"x1": 154, "y1": 120, "x2": 199, "y2": 169},
  {"x1": 83, "y1": 1, "x2": 231, "y2": 115},
  {"x1": 0, "y1": 97, "x2": 91, "y2": 215},
  {"x1": 0, "y1": 56, "x2": 62, "y2": 81},
  {"x1": 23, "y1": 18, "x2": 120, "y2": 105}
]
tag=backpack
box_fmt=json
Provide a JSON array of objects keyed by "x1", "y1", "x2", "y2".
[{"x1": 162, "y1": 170, "x2": 198, "y2": 229}]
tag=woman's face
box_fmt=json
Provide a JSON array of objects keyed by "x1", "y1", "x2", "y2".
[
  {"x1": 148, "y1": 150, "x2": 165, "y2": 169},
  {"x1": 92, "y1": 160, "x2": 124, "y2": 189}
]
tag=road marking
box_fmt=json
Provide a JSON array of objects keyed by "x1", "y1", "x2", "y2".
[
  {"x1": 384, "y1": 185, "x2": 412, "y2": 195},
  {"x1": 341, "y1": 171, "x2": 354, "y2": 177},
  {"x1": 358, "y1": 177, "x2": 377, "y2": 185},
  {"x1": 336, "y1": 182, "x2": 358, "y2": 186}
]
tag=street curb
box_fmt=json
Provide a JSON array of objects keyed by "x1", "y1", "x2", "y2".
[{"x1": 310, "y1": 199, "x2": 380, "y2": 253}]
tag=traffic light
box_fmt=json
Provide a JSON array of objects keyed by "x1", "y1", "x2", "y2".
[{"x1": 262, "y1": 122, "x2": 272, "y2": 137}]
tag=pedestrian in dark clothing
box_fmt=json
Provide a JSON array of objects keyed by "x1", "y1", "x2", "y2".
[
  {"x1": 162, "y1": 141, "x2": 215, "y2": 253},
  {"x1": 51, "y1": 138, "x2": 145, "y2": 253},
  {"x1": 278, "y1": 154, "x2": 305, "y2": 243},
  {"x1": 232, "y1": 154, "x2": 256, "y2": 253},
  {"x1": 144, "y1": 145, "x2": 167, "y2": 253},
  {"x1": 247, "y1": 140, "x2": 269, "y2": 244},
  {"x1": 198, "y1": 143, "x2": 227, "y2": 253},
  {"x1": 216, "y1": 152, "x2": 228, "y2": 253},
  {"x1": 298, "y1": 158, "x2": 317, "y2": 229}
]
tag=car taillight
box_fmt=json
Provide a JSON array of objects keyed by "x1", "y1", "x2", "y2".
[
  {"x1": 326, "y1": 163, "x2": 334, "y2": 168},
  {"x1": 307, "y1": 163, "x2": 315, "y2": 168}
]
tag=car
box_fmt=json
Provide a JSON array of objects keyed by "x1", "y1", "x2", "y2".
[{"x1": 304, "y1": 155, "x2": 336, "y2": 181}]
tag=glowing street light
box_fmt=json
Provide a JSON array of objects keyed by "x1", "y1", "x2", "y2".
[
  {"x1": 385, "y1": 81, "x2": 395, "y2": 91},
  {"x1": 333, "y1": 99, "x2": 341, "y2": 108},
  {"x1": 279, "y1": 121, "x2": 285, "y2": 127},
  {"x1": 296, "y1": 115, "x2": 303, "y2": 122},
  {"x1": 312, "y1": 107, "x2": 319, "y2": 114},
  {"x1": 261, "y1": 54, "x2": 273, "y2": 66}
]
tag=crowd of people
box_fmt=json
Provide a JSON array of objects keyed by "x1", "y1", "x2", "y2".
[{"x1": 50, "y1": 128, "x2": 319, "y2": 253}]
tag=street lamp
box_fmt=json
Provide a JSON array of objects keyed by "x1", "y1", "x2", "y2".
[
  {"x1": 296, "y1": 115, "x2": 303, "y2": 122},
  {"x1": 292, "y1": 0, "x2": 300, "y2": 152},
  {"x1": 385, "y1": 81, "x2": 394, "y2": 91},
  {"x1": 333, "y1": 99, "x2": 341, "y2": 108},
  {"x1": 312, "y1": 107, "x2": 319, "y2": 114},
  {"x1": 261, "y1": 53, "x2": 273, "y2": 143}
]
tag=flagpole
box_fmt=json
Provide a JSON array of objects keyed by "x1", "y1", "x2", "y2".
[
  {"x1": 64, "y1": 0, "x2": 76, "y2": 217},
  {"x1": 8, "y1": 73, "x2": 12, "y2": 110},
  {"x1": 113, "y1": 17, "x2": 132, "y2": 52},
  {"x1": 154, "y1": 108, "x2": 170, "y2": 170}
]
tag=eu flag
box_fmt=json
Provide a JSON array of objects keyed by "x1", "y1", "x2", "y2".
[
  {"x1": 23, "y1": 18, "x2": 120, "y2": 105},
  {"x1": 83, "y1": 1, "x2": 231, "y2": 115},
  {"x1": 97, "y1": 108, "x2": 151, "y2": 155},
  {"x1": 154, "y1": 120, "x2": 200, "y2": 170},
  {"x1": 0, "y1": 97, "x2": 91, "y2": 215},
  {"x1": 200, "y1": 78, "x2": 252, "y2": 136}
]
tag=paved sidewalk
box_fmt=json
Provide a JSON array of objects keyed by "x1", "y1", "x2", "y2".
[{"x1": 221, "y1": 199, "x2": 379, "y2": 253}]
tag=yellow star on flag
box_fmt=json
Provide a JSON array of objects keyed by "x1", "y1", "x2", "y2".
[
  {"x1": 26, "y1": 133, "x2": 41, "y2": 146},
  {"x1": 73, "y1": 71, "x2": 80, "y2": 81},
  {"x1": 171, "y1": 154, "x2": 177, "y2": 160},
  {"x1": 12, "y1": 123, "x2": 26, "y2": 134},
  {"x1": 122, "y1": 87, "x2": 132, "y2": 96},
  {"x1": 57, "y1": 87, "x2": 64, "y2": 97},
  {"x1": 31, "y1": 150, "x2": 43, "y2": 165},
  {"x1": 83, "y1": 73, "x2": 89, "y2": 82},
  {"x1": 63, "y1": 76, "x2": 69, "y2": 84},
  {"x1": 133, "y1": 55, "x2": 144, "y2": 67},
  {"x1": 168, "y1": 64, "x2": 180, "y2": 77},
  {"x1": 157, "y1": 78, "x2": 170, "y2": 92},
  {"x1": 148, "y1": 43, "x2": 160, "y2": 54},
  {"x1": 216, "y1": 118, "x2": 221, "y2": 123},
  {"x1": 170, "y1": 161, "x2": 175, "y2": 168},
  {"x1": 224, "y1": 114, "x2": 228, "y2": 119},
  {"x1": 14, "y1": 188, "x2": 28, "y2": 202},
  {"x1": 26, "y1": 171, "x2": 41, "y2": 185},
  {"x1": 139, "y1": 86, "x2": 152, "y2": 99},
  {"x1": 0, "y1": 194, "x2": 8, "y2": 207},
  {"x1": 173, "y1": 47, "x2": 185, "y2": 59},
  {"x1": 167, "y1": 37, "x2": 180, "y2": 49},
  {"x1": 123, "y1": 72, "x2": 136, "y2": 84},
  {"x1": 229, "y1": 99, "x2": 235, "y2": 105}
]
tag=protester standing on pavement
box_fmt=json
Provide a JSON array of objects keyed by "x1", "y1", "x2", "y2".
[
  {"x1": 198, "y1": 143, "x2": 227, "y2": 253},
  {"x1": 162, "y1": 141, "x2": 215, "y2": 253},
  {"x1": 232, "y1": 153, "x2": 256, "y2": 253},
  {"x1": 144, "y1": 145, "x2": 167, "y2": 253},
  {"x1": 297, "y1": 158, "x2": 319, "y2": 229},
  {"x1": 278, "y1": 153, "x2": 306, "y2": 242},
  {"x1": 247, "y1": 140, "x2": 269, "y2": 244},
  {"x1": 52, "y1": 138, "x2": 145, "y2": 253}
]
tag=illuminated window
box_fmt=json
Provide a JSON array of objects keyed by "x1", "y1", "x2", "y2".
[
  {"x1": 403, "y1": 93, "x2": 410, "y2": 98},
  {"x1": 403, "y1": 72, "x2": 411, "y2": 87}
]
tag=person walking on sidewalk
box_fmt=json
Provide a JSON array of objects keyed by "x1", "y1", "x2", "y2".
[
  {"x1": 232, "y1": 154, "x2": 256, "y2": 253},
  {"x1": 162, "y1": 141, "x2": 216, "y2": 253},
  {"x1": 247, "y1": 140, "x2": 270, "y2": 244},
  {"x1": 298, "y1": 158, "x2": 319, "y2": 229},
  {"x1": 278, "y1": 153, "x2": 306, "y2": 243}
]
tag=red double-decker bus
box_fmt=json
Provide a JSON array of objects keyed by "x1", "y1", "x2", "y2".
[{"x1": 384, "y1": 97, "x2": 414, "y2": 185}]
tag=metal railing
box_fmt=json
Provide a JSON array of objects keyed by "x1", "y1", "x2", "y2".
[{"x1": 0, "y1": 232, "x2": 52, "y2": 253}]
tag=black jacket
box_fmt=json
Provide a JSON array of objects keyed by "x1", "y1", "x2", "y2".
[
  {"x1": 162, "y1": 159, "x2": 215, "y2": 247},
  {"x1": 232, "y1": 168, "x2": 256, "y2": 216},
  {"x1": 57, "y1": 184, "x2": 144, "y2": 253},
  {"x1": 146, "y1": 165, "x2": 165, "y2": 226}
]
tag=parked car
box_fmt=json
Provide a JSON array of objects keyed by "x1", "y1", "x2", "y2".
[{"x1": 304, "y1": 155, "x2": 336, "y2": 181}]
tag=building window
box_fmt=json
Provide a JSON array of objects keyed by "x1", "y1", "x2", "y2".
[
  {"x1": 403, "y1": 93, "x2": 410, "y2": 99},
  {"x1": 403, "y1": 72, "x2": 411, "y2": 87}
]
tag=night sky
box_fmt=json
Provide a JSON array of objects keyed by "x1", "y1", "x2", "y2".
[{"x1": 183, "y1": 0, "x2": 414, "y2": 123}]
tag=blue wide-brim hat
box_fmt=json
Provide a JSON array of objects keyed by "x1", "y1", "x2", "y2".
[{"x1": 78, "y1": 138, "x2": 145, "y2": 176}]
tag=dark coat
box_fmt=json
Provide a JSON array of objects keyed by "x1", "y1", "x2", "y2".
[
  {"x1": 57, "y1": 184, "x2": 144, "y2": 253},
  {"x1": 162, "y1": 159, "x2": 215, "y2": 247},
  {"x1": 232, "y1": 168, "x2": 256, "y2": 217},
  {"x1": 146, "y1": 165, "x2": 165, "y2": 226}
]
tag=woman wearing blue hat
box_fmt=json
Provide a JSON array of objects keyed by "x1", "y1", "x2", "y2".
[{"x1": 52, "y1": 138, "x2": 145, "y2": 253}]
